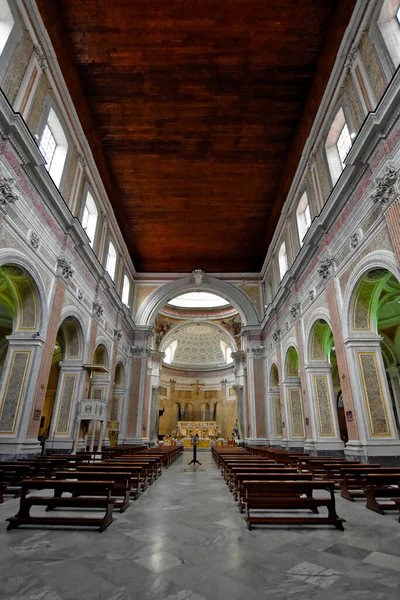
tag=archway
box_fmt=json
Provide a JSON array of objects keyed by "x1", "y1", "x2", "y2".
[
  {"x1": 269, "y1": 362, "x2": 283, "y2": 440},
  {"x1": 283, "y1": 345, "x2": 305, "y2": 442},
  {"x1": 0, "y1": 264, "x2": 42, "y2": 439},
  {"x1": 43, "y1": 316, "x2": 84, "y2": 450},
  {"x1": 306, "y1": 318, "x2": 342, "y2": 450},
  {"x1": 347, "y1": 268, "x2": 400, "y2": 441}
]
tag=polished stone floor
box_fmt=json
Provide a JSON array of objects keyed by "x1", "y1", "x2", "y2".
[{"x1": 1, "y1": 452, "x2": 400, "y2": 600}]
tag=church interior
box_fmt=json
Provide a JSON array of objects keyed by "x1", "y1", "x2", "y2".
[{"x1": 1, "y1": 0, "x2": 400, "y2": 598}]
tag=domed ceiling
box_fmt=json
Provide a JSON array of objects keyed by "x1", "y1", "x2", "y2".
[{"x1": 163, "y1": 323, "x2": 234, "y2": 368}]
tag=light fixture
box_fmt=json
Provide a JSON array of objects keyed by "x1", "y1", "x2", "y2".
[
  {"x1": 32, "y1": 331, "x2": 40, "y2": 339},
  {"x1": 350, "y1": 132, "x2": 357, "y2": 140}
]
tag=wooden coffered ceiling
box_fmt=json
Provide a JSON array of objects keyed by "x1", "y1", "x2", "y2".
[{"x1": 36, "y1": 0, "x2": 356, "y2": 273}]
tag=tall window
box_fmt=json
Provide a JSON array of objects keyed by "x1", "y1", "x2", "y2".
[
  {"x1": 0, "y1": 0, "x2": 14, "y2": 55},
  {"x1": 336, "y1": 122, "x2": 352, "y2": 169},
  {"x1": 38, "y1": 108, "x2": 69, "y2": 187},
  {"x1": 81, "y1": 191, "x2": 98, "y2": 247},
  {"x1": 105, "y1": 241, "x2": 117, "y2": 281},
  {"x1": 278, "y1": 241, "x2": 288, "y2": 280},
  {"x1": 325, "y1": 107, "x2": 353, "y2": 186},
  {"x1": 296, "y1": 192, "x2": 311, "y2": 245},
  {"x1": 121, "y1": 274, "x2": 130, "y2": 306}
]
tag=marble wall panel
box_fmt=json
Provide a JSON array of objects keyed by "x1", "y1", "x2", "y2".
[
  {"x1": 272, "y1": 395, "x2": 283, "y2": 437},
  {"x1": 289, "y1": 387, "x2": 305, "y2": 437},
  {"x1": 314, "y1": 375, "x2": 335, "y2": 436},
  {"x1": 358, "y1": 352, "x2": 390, "y2": 436},
  {"x1": 55, "y1": 373, "x2": 77, "y2": 435},
  {"x1": 0, "y1": 351, "x2": 31, "y2": 433}
]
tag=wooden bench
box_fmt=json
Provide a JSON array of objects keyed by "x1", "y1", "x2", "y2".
[
  {"x1": 6, "y1": 478, "x2": 115, "y2": 532},
  {"x1": 228, "y1": 465, "x2": 294, "y2": 491},
  {"x1": 244, "y1": 480, "x2": 345, "y2": 531},
  {"x1": 0, "y1": 463, "x2": 33, "y2": 497},
  {"x1": 235, "y1": 472, "x2": 313, "y2": 511},
  {"x1": 52, "y1": 470, "x2": 131, "y2": 512},
  {"x1": 339, "y1": 465, "x2": 385, "y2": 501},
  {"x1": 77, "y1": 464, "x2": 143, "y2": 498},
  {"x1": 362, "y1": 472, "x2": 400, "y2": 515},
  {"x1": 392, "y1": 498, "x2": 400, "y2": 522}
]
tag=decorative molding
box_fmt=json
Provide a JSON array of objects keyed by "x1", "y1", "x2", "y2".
[
  {"x1": 33, "y1": 44, "x2": 48, "y2": 71},
  {"x1": 272, "y1": 330, "x2": 280, "y2": 343},
  {"x1": 345, "y1": 45, "x2": 358, "y2": 71},
  {"x1": 289, "y1": 303, "x2": 300, "y2": 319},
  {"x1": 350, "y1": 232, "x2": 359, "y2": 249},
  {"x1": 191, "y1": 269, "x2": 205, "y2": 286},
  {"x1": 249, "y1": 346, "x2": 263, "y2": 356},
  {"x1": 114, "y1": 329, "x2": 122, "y2": 343},
  {"x1": 57, "y1": 257, "x2": 74, "y2": 280},
  {"x1": 30, "y1": 231, "x2": 39, "y2": 249},
  {"x1": 0, "y1": 177, "x2": 18, "y2": 209},
  {"x1": 317, "y1": 258, "x2": 334, "y2": 280},
  {"x1": 309, "y1": 290, "x2": 315, "y2": 302},
  {"x1": 77, "y1": 289, "x2": 83, "y2": 301},
  {"x1": 371, "y1": 166, "x2": 399, "y2": 207},
  {"x1": 92, "y1": 302, "x2": 104, "y2": 319},
  {"x1": 77, "y1": 152, "x2": 87, "y2": 170},
  {"x1": 130, "y1": 346, "x2": 151, "y2": 358}
]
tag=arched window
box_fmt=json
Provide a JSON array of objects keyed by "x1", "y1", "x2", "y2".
[
  {"x1": 164, "y1": 340, "x2": 178, "y2": 365},
  {"x1": 378, "y1": 0, "x2": 400, "y2": 70},
  {"x1": 105, "y1": 241, "x2": 117, "y2": 281},
  {"x1": 325, "y1": 108, "x2": 353, "y2": 187},
  {"x1": 121, "y1": 274, "x2": 130, "y2": 306},
  {"x1": 278, "y1": 241, "x2": 288, "y2": 280},
  {"x1": 81, "y1": 191, "x2": 98, "y2": 247},
  {"x1": 39, "y1": 108, "x2": 69, "y2": 188},
  {"x1": 0, "y1": 0, "x2": 14, "y2": 55},
  {"x1": 296, "y1": 192, "x2": 311, "y2": 245}
]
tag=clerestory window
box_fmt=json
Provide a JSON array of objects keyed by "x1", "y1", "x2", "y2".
[
  {"x1": 278, "y1": 241, "x2": 288, "y2": 280},
  {"x1": 81, "y1": 191, "x2": 98, "y2": 247},
  {"x1": 121, "y1": 274, "x2": 130, "y2": 306},
  {"x1": 38, "y1": 108, "x2": 69, "y2": 188},
  {"x1": 0, "y1": 0, "x2": 14, "y2": 56},
  {"x1": 105, "y1": 241, "x2": 117, "y2": 281},
  {"x1": 296, "y1": 192, "x2": 311, "y2": 245},
  {"x1": 325, "y1": 107, "x2": 353, "y2": 187}
]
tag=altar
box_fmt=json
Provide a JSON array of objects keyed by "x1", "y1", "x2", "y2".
[{"x1": 176, "y1": 421, "x2": 218, "y2": 438}]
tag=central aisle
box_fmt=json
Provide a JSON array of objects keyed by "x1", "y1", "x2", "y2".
[{"x1": 1, "y1": 451, "x2": 400, "y2": 600}]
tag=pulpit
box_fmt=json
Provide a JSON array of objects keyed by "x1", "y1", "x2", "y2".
[{"x1": 72, "y1": 399, "x2": 107, "y2": 454}]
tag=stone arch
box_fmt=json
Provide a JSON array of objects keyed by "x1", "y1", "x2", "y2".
[
  {"x1": 0, "y1": 249, "x2": 46, "y2": 331},
  {"x1": 114, "y1": 361, "x2": 125, "y2": 386},
  {"x1": 342, "y1": 250, "x2": 400, "y2": 339},
  {"x1": 93, "y1": 342, "x2": 110, "y2": 367},
  {"x1": 0, "y1": 264, "x2": 41, "y2": 333},
  {"x1": 270, "y1": 362, "x2": 279, "y2": 387},
  {"x1": 136, "y1": 274, "x2": 260, "y2": 327},
  {"x1": 58, "y1": 315, "x2": 84, "y2": 361},
  {"x1": 307, "y1": 313, "x2": 335, "y2": 363},
  {"x1": 159, "y1": 320, "x2": 238, "y2": 356},
  {"x1": 285, "y1": 345, "x2": 299, "y2": 377}
]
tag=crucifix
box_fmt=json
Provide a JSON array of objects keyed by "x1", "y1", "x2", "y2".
[{"x1": 191, "y1": 379, "x2": 204, "y2": 396}]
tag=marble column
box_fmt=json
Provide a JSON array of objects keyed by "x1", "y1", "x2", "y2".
[
  {"x1": 232, "y1": 350, "x2": 248, "y2": 440},
  {"x1": 27, "y1": 278, "x2": 65, "y2": 440},
  {"x1": 0, "y1": 334, "x2": 47, "y2": 455},
  {"x1": 295, "y1": 319, "x2": 315, "y2": 449},
  {"x1": 326, "y1": 278, "x2": 361, "y2": 456}
]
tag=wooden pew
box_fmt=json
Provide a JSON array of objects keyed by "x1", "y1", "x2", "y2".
[
  {"x1": 0, "y1": 470, "x2": 4, "y2": 503},
  {"x1": 235, "y1": 472, "x2": 313, "y2": 511},
  {"x1": 52, "y1": 470, "x2": 131, "y2": 513},
  {"x1": 228, "y1": 464, "x2": 292, "y2": 491},
  {"x1": 0, "y1": 463, "x2": 33, "y2": 497},
  {"x1": 77, "y1": 464, "x2": 143, "y2": 498},
  {"x1": 362, "y1": 472, "x2": 400, "y2": 515},
  {"x1": 6, "y1": 478, "x2": 115, "y2": 532},
  {"x1": 392, "y1": 498, "x2": 400, "y2": 522},
  {"x1": 244, "y1": 480, "x2": 345, "y2": 531},
  {"x1": 339, "y1": 465, "x2": 385, "y2": 501}
]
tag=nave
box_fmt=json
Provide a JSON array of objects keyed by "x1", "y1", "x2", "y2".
[{"x1": 1, "y1": 451, "x2": 400, "y2": 600}]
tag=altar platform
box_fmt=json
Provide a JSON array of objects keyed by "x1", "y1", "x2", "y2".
[{"x1": 176, "y1": 420, "x2": 218, "y2": 438}]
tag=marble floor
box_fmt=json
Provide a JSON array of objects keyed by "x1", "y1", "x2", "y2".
[{"x1": 1, "y1": 452, "x2": 400, "y2": 600}]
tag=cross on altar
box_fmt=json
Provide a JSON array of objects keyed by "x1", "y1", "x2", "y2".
[{"x1": 191, "y1": 379, "x2": 204, "y2": 395}]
